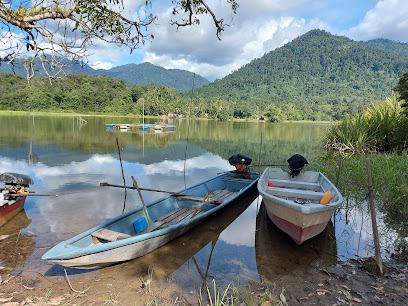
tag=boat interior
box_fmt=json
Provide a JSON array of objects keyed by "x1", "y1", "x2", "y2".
[{"x1": 91, "y1": 175, "x2": 257, "y2": 244}]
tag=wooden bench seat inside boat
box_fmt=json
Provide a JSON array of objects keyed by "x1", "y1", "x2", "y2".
[
  {"x1": 222, "y1": 177, "x2": 255, "y2": 182},
  {"x1": 177, "y1": 189, "x2": 238, "y2": 204},
  {"x1": 267, "y1": 186, "x2": 325, "y2": 201},
  {"x1": 270, "y1": 179, "x2": 321, "y2": 191},
  {"x1": 92, "y1": 228, "x2": 131, "y2": 243},
  {"x1": 92, "y1": 207, "x2": 207, "y2": 244}
]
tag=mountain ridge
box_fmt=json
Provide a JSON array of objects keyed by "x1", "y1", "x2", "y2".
[
  {"x1": 0, "y1": 61, "x2": 209, "y2": 93},
  {"x1": 192, "y1": 30, "x2": 408, "y2": 110}
]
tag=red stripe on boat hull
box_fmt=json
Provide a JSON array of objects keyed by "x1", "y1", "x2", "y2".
[
  {"x1": 266, "y1": 210, "x2": 329, "y2": 245},
  {"x1": 0, "y1": 197, "x2": 26, "y2": 227}
]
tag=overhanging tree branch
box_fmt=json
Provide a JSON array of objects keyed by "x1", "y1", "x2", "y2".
[{"x1": 0, "y1": 0, "x2": 238, "y2": 79}]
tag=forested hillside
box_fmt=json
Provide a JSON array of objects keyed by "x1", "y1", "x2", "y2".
[
  {"x1": 0, "y1": 61, "x2": 209, "y2": 93},
  {"x1": 0, "y1": 73, "x2": 226, "y2": 117},
  {"x1": 2, "y1": 30, "x2": 408, "y2": 122},
  {"x1": 192, "y1": 30, "x2": 408, "y2": 120},
  {"x1": 360, "y1": 38, "x2": 408, "y2": 58},
  {"x1": 93, "y1": 62, "x2": 209, "y2": 92}
]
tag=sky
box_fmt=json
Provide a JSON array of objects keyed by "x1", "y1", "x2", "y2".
[{"x1": 3, "y1": 0, "x2": 408, "y2": 81}]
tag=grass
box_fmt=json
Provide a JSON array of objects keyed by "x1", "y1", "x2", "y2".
[
  {"x1": 197, "y1": 279, "x2": 282, "y2": 306},
  {"x1": 319, "y1": 152, "x2": 408, "y2": 238},
  {"x1": 324, "y1": 97, "x2": 408, "y2": 154}
]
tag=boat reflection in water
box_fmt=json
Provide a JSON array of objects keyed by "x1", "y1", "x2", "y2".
[
  {"x1": 93, "y1": 186, "x2": 259, "y2": 290},
  {"x1": 0, "y1": 210, "x2": 36, "y2": 271},
  {"x1": 255, "y1": 201, "x2": 337, "y2": 284}
]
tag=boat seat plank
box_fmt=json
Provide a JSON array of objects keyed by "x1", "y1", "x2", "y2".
[
  {"x1": 267, "y1": 186, "x2": 325, "y2": 201},
  {"x1": 165, "y1": 209, "x2": 196, "y2": 225},
  {"x1": 156, "y1": 207, "x2": 189, "y2": 222},
  {"x1": 270, "y1": 179, "x2": 321, "y2": 191},
  {"x1": 92, "y1": 228, "x2": 131, "y2": 243},
  {"x1": 222, "y1": 177, "x2": 255, "y2": 182},
  {"x1": 177, "y1": 189, "x2": 236, "y2": 205},
  {"x1": 213, "y1": 190, "x2": 237, "y2": 202}
]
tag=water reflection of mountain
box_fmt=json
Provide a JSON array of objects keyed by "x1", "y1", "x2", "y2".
[
  {"x1": 0, "y1": 142, "x2": 206, "y2": 167},
  {"x1": 255, "y1": 202, "x2": 337, "y2": 284},
  {"x1": 0, "y1": 210, "x2": 36, "y2": 271}
]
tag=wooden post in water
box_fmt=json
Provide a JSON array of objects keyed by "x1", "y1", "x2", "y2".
[{"x1": 366, "y1": 160, "x2": 384, "y2": 276}]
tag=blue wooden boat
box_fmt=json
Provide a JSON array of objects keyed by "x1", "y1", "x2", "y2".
[{"x1": 42, "y1": 171, "x2": 258, "y2": 269}]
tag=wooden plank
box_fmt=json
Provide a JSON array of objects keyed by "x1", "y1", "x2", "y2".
[
  {"x1": 165, "y1": 209, "x2": 195, "y2": 226},
  {"x1": 216, "y1": 191, "x2": 237, "y2": 202},
  {"x1": 267, "y1": 186, "x2": 324, "y2": 201},
  {"x1": 156, "y1": 207, "x2": 188, "y2": 222},
  {"x1": 92, "y1": 228, "x2": 131, "y2": 242},
  {"x1": 222, "y1": 177, "x2": 255, "y2": 182},
  {"x1": 270, "y1": 179, "x2": 321, "y2": 191}
]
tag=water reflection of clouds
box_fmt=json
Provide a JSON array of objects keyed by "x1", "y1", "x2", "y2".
[
  {"x1": 335, "y1": 203, "x2": 400, "y2": 260},
  {"x1": 1, "y1": 152, "x2": 236, "y2": 244},
  {"x1": 219, "y1": 200, "x2": 259, "y2": 247},
  {"x1": 144, "y1": 152, "x2": 232, "y2": 175}
]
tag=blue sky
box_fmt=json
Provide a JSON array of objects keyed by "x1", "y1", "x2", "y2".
[{"x1": 3, "y1": 0, "x2": 408, "y2": 81}]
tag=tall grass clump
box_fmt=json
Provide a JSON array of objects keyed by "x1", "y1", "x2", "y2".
[
  {"x1": 319, "y1": 152, "x2": 408, "y2": 238},
  {"x1": 324, "y1": 97, "x2": 408, "y2": 154}
]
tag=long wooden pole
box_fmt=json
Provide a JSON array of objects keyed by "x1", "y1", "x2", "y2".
[
  {"x1": 366, "y1": 160, "x2": 383, "y2": 276},
  {"x1": 5, "y1": 194, "x2": 58, "y2": 197},
  {"x1": 249, "y1": 164, "x2": 286, "y2": 167},
  {"x1": 131, "y1": 176, "x2": 151, "y2": 225},
  {"x1": 116, "y1": 137, "x2": 127, "y2": 214},
  {"x1": 100, "y1": 182, "x2": 182, "y2": 195}
]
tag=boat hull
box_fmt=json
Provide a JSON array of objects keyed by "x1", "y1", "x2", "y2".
[
  {"x1": 43, "y1": 172, "x2": 259, "y2": 269},
  {"x1": 258, "y1": 168, "x2": 342, "y2": 244},
  {"x1": 0, "y1": 197, "x2": 26, "y2": 227},
  {"x1": 265, "y1": 205, "x2": 335, "y2": 244},
  {"x1": 49, "y1": 216, "x2": 205, "y2": 269}
]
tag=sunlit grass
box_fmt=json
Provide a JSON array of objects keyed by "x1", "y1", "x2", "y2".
[
  {"x1": 319, "y1": 152, "x2": 408, "y2": 238},
  {"x1": 324, "y1": 97, "x2": 408, "y2": 154}
]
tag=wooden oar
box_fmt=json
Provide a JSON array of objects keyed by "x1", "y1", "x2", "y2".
[
  {"x1": 131, "y1": 176, "x2": 151, "y2": 225},
  {"x1": 5, "y1": 193, "x2": 58, "y2": 197},
  {"x1": 249, "y1": 164, "x2": 286, "y2": 167},
  {"x1": 192, "y1": 189, "x2": 213, "y2": 217},
  {"x1": 100, "y1": 182, "x2": 183, "y2": 196}
]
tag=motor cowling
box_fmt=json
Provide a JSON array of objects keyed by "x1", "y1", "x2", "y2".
[
  {"x1": 228, "y1": 154, "x2": 252, "y2": 172},
  {"x1": 287, "y1": 154, "x2": 308, "y2": 176}
]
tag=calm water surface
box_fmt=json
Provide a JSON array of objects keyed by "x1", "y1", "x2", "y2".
[{"x1": 0, "y1": 114, "x2": 398, "y2": 292}]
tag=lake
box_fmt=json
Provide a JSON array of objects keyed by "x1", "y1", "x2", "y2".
[{"x1": 0, "y1": 113, "x2": 398, "y2": 296}]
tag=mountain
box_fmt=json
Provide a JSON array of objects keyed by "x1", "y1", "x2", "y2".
[
  {"x1": 360, "y1": 38, "x2": 408, "y2": 58},
  {"x1": 0, "y1": 60, "x2": 209, "y2": 92},
  {"x1": 193, "y1": 30, "x2": 408, "y2": 109},
  {"x1": 93, "y1": 62, "x2": 209, "y2": 92}
]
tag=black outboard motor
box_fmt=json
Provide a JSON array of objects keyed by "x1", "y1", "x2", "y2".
[
  {"x1": 0, "y1": 172, "x2": 34, "y2": 197},
  {"x1": 228, "y1": 153, "x2": 252, "y2": 172},
  {"x1": 287, "y1": 154, "x2": 308, "y2": 176}
]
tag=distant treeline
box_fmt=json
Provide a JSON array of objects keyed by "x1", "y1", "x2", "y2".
[{"x1": 0, "y1": 72, "x2": 389, "y2": 121}]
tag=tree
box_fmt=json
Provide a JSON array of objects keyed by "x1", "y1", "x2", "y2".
[
  {"x1": 0, "y1": 0, "x2": 238, "y2": 78},
  {"x1": 394, "y1": 70, "x2": 408, "y2": 115}
]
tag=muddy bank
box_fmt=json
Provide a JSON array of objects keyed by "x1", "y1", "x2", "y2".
[{"x1": 0, "y1": 253, "x2": 407, "y2": 305}]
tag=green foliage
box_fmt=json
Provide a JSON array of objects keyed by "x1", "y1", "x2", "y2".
[
  {"x1": 0, "y1": 73, "x2": 235, "y2": 119},
  {"x1": 393, "y1": 70, "x2": 408, "y2": 115},
  {"x1": 0, "y1": 60, "x2": 210, "y2": 93},
  {"x1": 193, "y1": 30, "x2": 408, "y2": 120},
  {"x1": 324, "y1": 97, "x2": 408, "y2": 154},
  {"x1": 319, "y1": 153, "x2": 408, "y2": 238},
  {"x1": 360, "y1": 38, "x2": 408, "y2": 58}
]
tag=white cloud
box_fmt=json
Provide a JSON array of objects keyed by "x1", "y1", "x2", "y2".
[
  {"x1": 143, "y1": 9, "x2": 329, "y2": 80},
  {"x1": 347, "y1": 0, "x2": 408, "y2": 42},
  {"x1": 91, "y1": 61, "x2": 114, "y2": 70}
]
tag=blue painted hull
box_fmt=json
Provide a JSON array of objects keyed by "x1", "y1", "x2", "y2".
[{"x1": 42, "y1": 172, "x2": 259, "y2": 269}]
